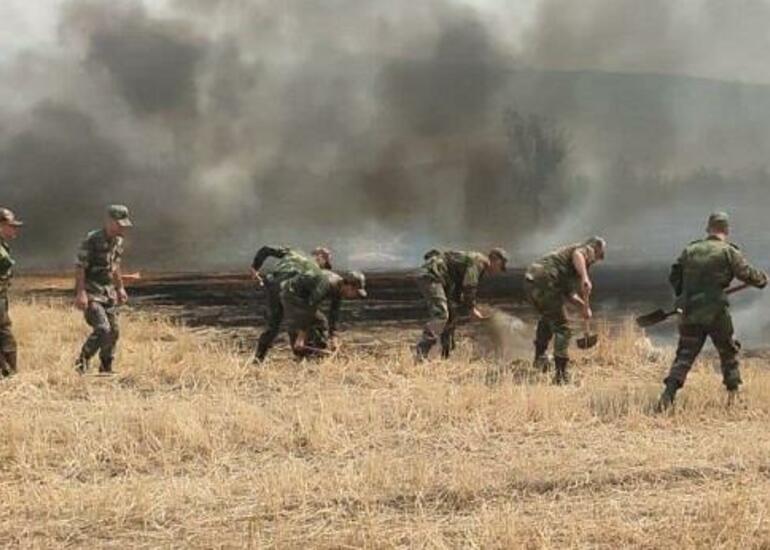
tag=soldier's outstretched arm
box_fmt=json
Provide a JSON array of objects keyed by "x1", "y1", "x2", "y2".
[
  {"x1": 572, "y1": 249, "x2": 592, "y2": 298},
  {"x1": 669, "y1": 252, "x2": 684, "y2": 296},
  {"x1": 251, "y1": 246, "x2": 289, "y2": 272},
  {"x1": 728, "y1": 247, "x2": 768, "y2": 288},
  {"x1": 74, "y1": 237, "x2": 90, "y2": 311},
  {"x1": 461, "y1": 259, "x2": 483, "y2": 310},
  {"x1": 327, "y1": 292, "x2": 341, "y2": 338}
]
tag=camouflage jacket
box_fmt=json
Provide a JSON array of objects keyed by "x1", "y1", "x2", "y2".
[
  {"x1": 253, "y1": 246, "x2": 340, "y2": 333},
  {"x1": 420, "y1": 250, "x2": 489, "y2": 308},
  {"x1": 76, "y1": 229, "x2": 124, "y2": 303},
  {"x1": 670, "y1": 236, "x2": 767, "y2": 324},
  {"x1": 0, "y1": 239, "x2": 14, "y2": 297},
  {"x1": 527, "y1": 242, "x2": 599, "y2": 295},
  {"x1": 252, "y1": 246, "x2": 320, "y2": 284},
  {"x1": 281, "y1": 268, "x2": 342, "y2": 335}
]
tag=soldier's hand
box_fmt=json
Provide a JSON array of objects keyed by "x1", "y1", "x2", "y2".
[
  {"x1": 75, "y1": 291, "x2": 89, "y2": 311},
  {"x1": 581, "y1": 277, "x2": 593, "y2": 298},
  {"x1": 117, "y1": 288, "x2": 129, "y2": 305},
  {"x1": 250, "y1": 268, "x2": 264, "y2": 287},
  {"x1": 329, "y1": 336, "x2": 340, "y2": 352},
  {"x1": 582, "y1": 305, "x2": 593, "y2": 320},
  {"x1": 471, "y1": 307, "x2": 487, "y2": 321}
]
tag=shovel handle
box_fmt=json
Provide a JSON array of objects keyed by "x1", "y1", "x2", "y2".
[{"x1": 726, "y1": 283, "x2": 751, "y2": 295}]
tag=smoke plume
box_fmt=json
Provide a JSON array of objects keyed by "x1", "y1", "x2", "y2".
[{"x1": 0, "y1": 0, "x2": 770, "y2": 271}]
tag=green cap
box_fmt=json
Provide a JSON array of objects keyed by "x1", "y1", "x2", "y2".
[
  {"x1": 0, "y1": 208, "x2": 23, "y2": 227},
  {"x1": 708, "y1": 211, "x2": 729, "y2": 229},
  {"x1": 108, "y1": 204, "x2": 133, "y2": 227},
  {"x1": 488, "y1": 247, "x2": 509, "y2": 270},
  {"x1": 584, "y1": 236, "x2": 607, "y2": 259},
  {"x1": 342, "y1": 270, "x2": 367, "y2": 298}
]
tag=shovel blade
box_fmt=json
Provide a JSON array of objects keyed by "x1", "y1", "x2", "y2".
[
  {"x1": 635, "y1": 309, "x2": 669, "y2": 328},
  {"x1": 576, "y1": 333, "x2": 598, "y2": 349}
]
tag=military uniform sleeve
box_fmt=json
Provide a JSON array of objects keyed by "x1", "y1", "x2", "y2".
[
  {"x1": 75, "y1": 234, "x2": 92, "y2": 268},
  {"x1": 669, "y1": 251, "x2": 685, "y2": 296},
  {"x1": 727, "y1": 246, "x2": 768, "y2": 288},
  {"x1": 576, "y1": 244, "x2": 597, "y2": 265},
  {"x1": 307, "y1": 275, "x2": 331, "y2": 309},
  {"x1": 327, "y1": 289, "x2": 342, "y2": 337},
  {"x1": 0, "y1": 245, "x2": 13, "y2": 274},
  {"x1": 251, "y1": 245, "x2": 289, "y2": 271},
  {"x1": 114, "y1": 237, "x2": 124, "y2": 268},
  {"x1": 460, "y1": 258, "x2": 484, "y2": 308}
]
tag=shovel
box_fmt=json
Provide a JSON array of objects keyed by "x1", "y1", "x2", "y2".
[
  {"x1": 576, "y1": 295, "x2": 598, "y2": 350},
  {"x1": 636, "y1": 283, "x2": 751, "y2": 328},
  {"x1": 576, "y1": 317, "x2": 598, "y2": 349}
]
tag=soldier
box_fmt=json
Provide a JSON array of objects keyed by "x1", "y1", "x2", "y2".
[
  {"x1": 280, "y1": 268, "x2": 367, "y2": 359},
  {"x1": 414, "y1": 248, "x2": 508, "y2": 361},
  {"x1": 0, "y1": 208, "x2": 24, "y2": 377},
  {"x1": 524, "y1": 237, "x2": 606, "y2": 384},
  {"x1": 74, "y1": 205, "x2": 133, "y2": 374},
  {"x1": 250, "y1": 245, "x2": 333, "y2": 362},
  {"x1": 657, "y1": 212, "x2": 767, "y2": 411}
]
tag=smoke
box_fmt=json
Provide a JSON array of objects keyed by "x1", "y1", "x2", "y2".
[
  {"x1": 523, "y1": 0, "x2": 770, "y2": 84},
  {"x1": 1, "y1": 0, "x2": 770, "y2": 270}
]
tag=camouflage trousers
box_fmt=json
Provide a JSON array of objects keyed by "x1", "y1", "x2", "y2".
[
  {"x1": 256, "y1": 281, "x2": 284, "y2": 358},
  {"x1": 416, "y1": 276, "x2": 455, "y2": 358},
  {"x1": 80, "y1": 301, "x2": 120, "y2": 364},
  {"x1": 664, "y1": 311, "x2": 741, "y2": 390},
  {"x1": 0, "y1": 295, "x2": 17, "y2": 376},
  {"x1": 280, "y1": 293, "x2": 330, "y2": 359},
  {"x1": 257, "y1": 282, "x2": 329, "y2": 360},
  {"x1": 524, "y1": 277, "x2": 571, "y2": 360}
]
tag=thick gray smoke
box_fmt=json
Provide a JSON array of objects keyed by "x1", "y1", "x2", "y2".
[{"x1": 1, "y1": 0, "x2": 770, "y2": 270}]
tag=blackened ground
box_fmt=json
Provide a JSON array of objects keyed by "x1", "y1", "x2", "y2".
[
  {"x1": 25, "y1": 266, "x2": 674, "y2": 329},
  {"x1": 25, "y1": 267, "x2": 770, "y2": 358}
]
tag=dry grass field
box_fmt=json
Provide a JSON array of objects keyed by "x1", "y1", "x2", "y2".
[{"x1": 2, "y1": 289, "x2": 770, "y2": 548}]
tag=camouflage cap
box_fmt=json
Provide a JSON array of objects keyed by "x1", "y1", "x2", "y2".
[
  {"x1": 0, "y1": 208, "x2": 23, "y2": 227},
  {"x1": 707, "y1": 211, "x2": 730, "y2": 229},
  {"x1": 312, "y1": 246, "x2": 332, "y2": 259},
  {"x1": 488, "y1": 247, "x2": 509, "y2": 271},
  {"x1": 584, "y1": 236, "x2": 607, "y2": 259},
  {"x1": 342, "y1": 270, "x2": 367, "y2": 298},
  {"x1": 108, "y1": 204, "x2": 133, "y2": 227}
]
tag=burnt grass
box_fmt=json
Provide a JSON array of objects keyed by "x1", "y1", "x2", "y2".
[{"x1": 25, "y1": 266, "x2": 675, "y2": 331}]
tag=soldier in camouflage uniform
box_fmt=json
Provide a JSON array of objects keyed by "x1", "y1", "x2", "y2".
[
  {"x1": 524, "y1": 237, "x2": 606, "y2": 384},
  {"x1": 0, "y1": 208, "x2": 24, "y2": 377},
  {"x1": 280, "y1": 268, "x2": 367, "y2": 359},
  {"x1": 658, "y1": 212, "x2": 767, "y2": 410},
  {"x1": 250, "y1": 245, "x2": 333, "y2": 362},
  {"x1": 414, "y1": 248, "x2": 508, "y2": 361},
  {"x1": 74, "y1": 205, "x2": 133, "y2": 374}
]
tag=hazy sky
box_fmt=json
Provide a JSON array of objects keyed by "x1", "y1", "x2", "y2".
[{"x1": 4, "y1": 0, "x2": 770, "y2": 86}]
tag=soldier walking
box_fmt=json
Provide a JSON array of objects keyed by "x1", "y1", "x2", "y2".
[
  {"x1": 524, "y1": 237, "x2": 606, "y2": 384},
  {"x1": 74, "y1": 205, "x2": 133, "y2": 374},
  {"x1": 657, "y1": 212, "x2": 767, "y2": 410},
  {"x1": 0, "y1": 208, "x2": 24, "y2": 377},
  {"x1": 250, "y1": 245, "x2": 333, "y2": 362},
  {"x1": 280, "y1": 268, "x2": 367, "y2": 359},
  {"x1": 414, "y1": 248, "x2": 508, "y2": 361}
]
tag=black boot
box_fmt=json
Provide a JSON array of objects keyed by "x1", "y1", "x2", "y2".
[
  {"x1": 415, "y1": 334, "x2": 436, "y2": 363},
  {"x1": 656, "y1": 381, "x2": 679, "y2": 413},
  {"x1": 533, "y1": 340, "x2": 550, "y2": 372},
  {"x1": 254, "y1": 341, "x2": 270, "y2": 364},
  {"x1": 3, "y1": 351, "x2": 17, "y2": 377},
  {"x1": 440, "y1": 329, "x2": 454, "y2": 360},
  {"x1": 75, "y1": 355, "x2": 89, "y2": 375},
  {"x1": 554, "y1": 357, "x2": 569, "y2": 385},
  {"x1": 99, "y1": 358, "x2": 113, "y2": 374}
]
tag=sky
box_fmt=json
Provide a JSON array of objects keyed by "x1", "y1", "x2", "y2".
[
  {"x1": 4, "y1": 0, "x2": 770, "y2": 85},
  {"x1": 2, "y1": 0, "x2": 770, "y2": 271}
]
